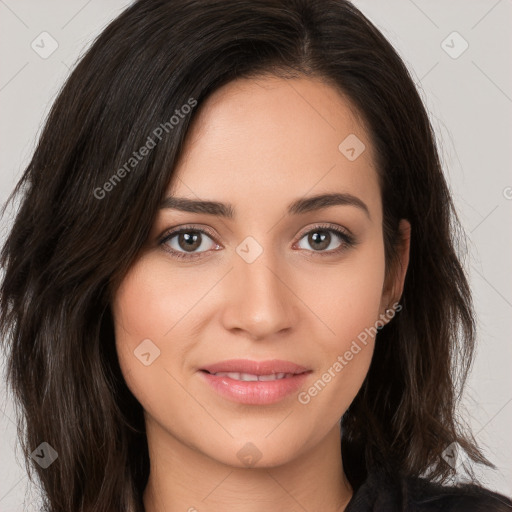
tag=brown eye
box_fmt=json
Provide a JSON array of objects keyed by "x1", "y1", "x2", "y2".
[
  {"x1": 160, "y1": 227, "x2": 220, "y2": 259},
  {"x1": 296, "y1": 225, "x2": 355, "y2": 254},
  {"x1": 176, "y1": 231, "x2": 202, "y2": 252},
  {"x1": 306, "y1": 230, "x2": 332, "y2": 251}
]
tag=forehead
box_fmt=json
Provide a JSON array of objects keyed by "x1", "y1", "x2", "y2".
[{"x1": 167, "y1": 75, "x2": 381, "y2": 219}]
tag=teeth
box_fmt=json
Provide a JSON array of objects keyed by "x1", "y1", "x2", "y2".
[{"x1": 211, "y1": 371, "x2": 294, "y2": 381}]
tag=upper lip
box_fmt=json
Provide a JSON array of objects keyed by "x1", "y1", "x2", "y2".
[{"x1": 200, "y1": 359, "x2": 310, "y2": 375}]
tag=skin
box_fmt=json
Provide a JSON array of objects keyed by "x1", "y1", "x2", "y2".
[{"x1": 112, "y1": 75, "x2": 411, "y2": 512}]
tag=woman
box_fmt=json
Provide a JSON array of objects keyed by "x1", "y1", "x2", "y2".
[{"x1": 1, "y1": 1, "x2": 510, "y2": 511}]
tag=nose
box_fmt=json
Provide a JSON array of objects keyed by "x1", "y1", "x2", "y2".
[{"x1": 220, "y1": 248, "x2": 296, "y2": 340}]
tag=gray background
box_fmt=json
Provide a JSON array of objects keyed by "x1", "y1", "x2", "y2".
[{"x1": 1, "y1": 0, "x2": 511, "y2": 510}]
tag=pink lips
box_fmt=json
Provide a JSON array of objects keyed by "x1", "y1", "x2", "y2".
[{"x1": 199, "y1": 359, "x2": 312, "y2": 405}]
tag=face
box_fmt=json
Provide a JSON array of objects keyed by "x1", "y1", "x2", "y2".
[{"x1": 112, "y1": 75, "x2": 409, "y2": 469}]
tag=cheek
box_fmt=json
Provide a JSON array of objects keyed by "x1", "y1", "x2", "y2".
[
  {"x1": 110, "y1": 256, "x2": 201, "y2": 402},
  {"x1": 112, "y1": 254, "x2": 207, "y2": 353},
  {"x1": 308, "y1": 235, "x2": 386, "y2": 346},
  {"x1": 294, "y1": 237, "x2": 386, "y2": 414},
  {"x1": 111, "y1": 254, "x2": 226, "y2": 449}
]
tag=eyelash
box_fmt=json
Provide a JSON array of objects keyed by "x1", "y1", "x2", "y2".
[{"x1": 158, "y1": 223, "x2": 356, "y2": 261}]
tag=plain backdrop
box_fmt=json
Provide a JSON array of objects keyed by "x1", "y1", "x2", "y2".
[{"x1": 1, "y1": 0, "x2": 511, "y2": 510}]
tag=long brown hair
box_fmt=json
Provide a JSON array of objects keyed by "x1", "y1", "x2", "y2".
[{"x1": 0, "y1": 0, "x2": 492, "y2": 510}]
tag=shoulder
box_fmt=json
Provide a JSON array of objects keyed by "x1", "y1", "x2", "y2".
[
  {"x1": 346, "y1": 467, "x2": 512, "y2": 512},
  {"x1": 406, "y1": 473, "x2": 512, "y2": 511}
]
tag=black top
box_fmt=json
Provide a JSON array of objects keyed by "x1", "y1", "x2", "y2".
[{"x1": 345, "y1": 468, "x2": 512, "y2": 511}]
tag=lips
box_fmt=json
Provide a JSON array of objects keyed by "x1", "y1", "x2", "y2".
[{"x1": 198, "y1": 359, "x2": 312, "y2": 405}]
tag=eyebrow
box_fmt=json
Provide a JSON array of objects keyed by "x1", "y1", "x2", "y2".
[{"x1": 159, "y1": 192, "x2": 370, "y2": 219}]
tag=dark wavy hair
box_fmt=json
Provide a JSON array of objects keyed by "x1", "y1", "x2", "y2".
[{"x1": 0, "y1": 0, "x2": 496, "y2": 510}]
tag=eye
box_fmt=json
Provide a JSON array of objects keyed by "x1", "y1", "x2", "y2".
[
  {"x1": 159, "y1": 223, "x2": 356, "y2": 261},
  {"x1": 295, "y1": 223, "x2": 355, "y2": 255},
  {"x1": 159, "y1": 225, "x2": 221, "y2": 260}
]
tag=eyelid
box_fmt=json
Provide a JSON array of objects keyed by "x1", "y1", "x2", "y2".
[
  {"x1": 159, "y1": 224, "x2": 220, "y2": 245},
  {"x1": 295, "y1": 222, "x2": 353, "y2": 241}
]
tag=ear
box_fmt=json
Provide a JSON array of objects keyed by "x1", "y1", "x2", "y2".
[{"x1": 379, "y1": 219, "x2": 411, "y2": 315}]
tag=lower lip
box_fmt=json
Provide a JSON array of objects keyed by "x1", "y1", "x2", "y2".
[{"x1": 199, "y1": 370, "x2": 311, "y2": 405}]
